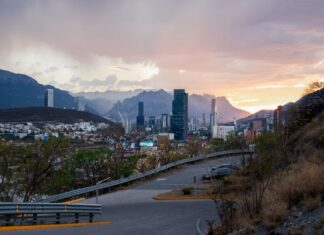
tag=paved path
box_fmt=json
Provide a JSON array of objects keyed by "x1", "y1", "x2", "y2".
[{"x1": 2, "y1": 155, "x2": 243, "y2": 235}]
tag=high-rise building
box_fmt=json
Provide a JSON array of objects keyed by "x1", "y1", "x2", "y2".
[
  {"x1": 161, "y1": 113, "x2": 170, "y2": 131},
  {"x1": 149, "y1": 116, "x2": 156, "y2": 129},
  {"x1": 171, "y1": 89, "x2": 188, "y2": 141},
  {"x1": 210, "y1": 98, "x2": 217, "y2": 127},
  {"x1": 136, "y1": 101, "x2": 145, "y2": 131},
  {"x1": 189, "y1": 117, "x2": 199, "y2": 132},
  {"x1": 202, "y1": 113, "x2": 206, "y2": 127},
  {"x1": 44, "y1": 89, "x2": 54, "y2": 107},
  {"x1": 77, "y1": 97, "x2": 85, "y2": 111},
  {"x1": 123, "y1": 118, "x2": 132, "y2": 134},
  {"x1": 273, "y1": 105, "x2": 284, "y2": 131},
  {"x1": 210, "y1": 98, "x2": 218, "y2": 136}
]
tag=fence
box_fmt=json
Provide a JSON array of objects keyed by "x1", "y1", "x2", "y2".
[
  {"x1": 0, "y1": 202, "x2": 101, "y2": 226},
  {"x1": 40, "y1": 149, "x2": 253, "y2": 203}
]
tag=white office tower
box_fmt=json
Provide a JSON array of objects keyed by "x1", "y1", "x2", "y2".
[
  {"x1": 124, "y1": 119, "x2": 132, "y2": 134},
  {"x1": 77, "y1": 97, "x2": 85, "y2": 111},
  {"x1": 213, "y1": 125, "x2": 235, "y2": 140},
  {"x1": 211, "y1": 98, "x2": 235, "y2": 140},
  {"x1": 210, "y1": 98, "x2": 218, "y2": 135},
  {"x1": 44, "y1": 89, "x2": 54, "y2": 107}
]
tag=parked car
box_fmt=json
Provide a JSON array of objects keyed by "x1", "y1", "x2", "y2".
[
  {"x1": 202, "y1": 164, "x2": 239, "y2": 180},
  {"x1": 211, "y1": 164, "x2": 240, "y2": 171}
]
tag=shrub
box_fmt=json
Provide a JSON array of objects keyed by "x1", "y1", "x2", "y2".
[{"x1": 182, "y1": 187, "x2": 193, "y2": 195}]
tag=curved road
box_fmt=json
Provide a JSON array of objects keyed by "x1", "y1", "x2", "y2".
[{"x1": 3, "y1": 155, "x2": 243, "y2": 235}]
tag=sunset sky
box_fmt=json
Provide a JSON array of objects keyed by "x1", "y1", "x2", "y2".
[{"x1": 1, "y1": 0, "x2": 324, "y2": 113}]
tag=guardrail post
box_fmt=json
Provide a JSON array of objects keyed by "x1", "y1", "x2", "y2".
[
  {"x1": 89, "y1": 213, "x2": 93, "y2": 223},
  {"x1": 33, "y1": 213, "x2": 37, "y2": 224},
  {"x1": 75, "y1": 213, "x2": 79, "y2": 223},
  {"x1": 56, "y1": 213, "x2": 60, "y2": 224}
]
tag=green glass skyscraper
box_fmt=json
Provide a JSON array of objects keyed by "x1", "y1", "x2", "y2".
[
  {"x1": 171, "y1": 89, "x2": 188, "y2": 141},
  {"x1": 136, "y1": 101, "x2": 145, "y2": 131}
]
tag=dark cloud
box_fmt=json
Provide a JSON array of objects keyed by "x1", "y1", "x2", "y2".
[
  {"x1": 1, "y1": 0, "x2": 324, "y2": 70},
  {"x1": 1, "y1": 0, "x2": 324, "y2": 108}
]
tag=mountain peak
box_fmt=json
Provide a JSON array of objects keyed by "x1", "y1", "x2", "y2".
[
  {"x1": 0, "y1": 69, "x2": 39, "y2": 86},
  {"x1": 106, "y1": 90, "x2": 250, "y2": 123}
]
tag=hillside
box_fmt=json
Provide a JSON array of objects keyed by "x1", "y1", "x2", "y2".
[
  {"x1": 206, "y1": 89, "x2": 324, "y2": 234},
  {"x1": 285, "y1": 88, "x2": 324, "y2": 134},
  {"x1": 106, "y1": 89, "x2": 250, "y2": 123},
  {"x1": 0, "y1": 107, "x2": 113, "y2": 124},
  {"x1": 237, "y1": 109, "x2": 273, "y2": 125},
  {"x1": 0, "y1": 69, "x2": 80, "y2": 109}
]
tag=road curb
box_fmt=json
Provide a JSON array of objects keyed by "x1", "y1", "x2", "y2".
[{"x1": 153, "y1": 195, "x2": 211, "y2": 201}]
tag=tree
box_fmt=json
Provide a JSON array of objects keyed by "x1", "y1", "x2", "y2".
[
  {"x1": 209, "y1": 133, "x2": 246, "y2": 151},
  {"x1": 209, "y1": 138, "x2": 225, "y2": 151},
  {"x1": 242, "y1": 132, "x2": 288, "y2": 217},
  {"x1": 185, "y1": 141, "x2": 201, "y2": 157},
  {"x1": 0, "y1": 141, "x2": 19, "y2": 201},
  {"x1": 99, "y1": 124, "x2": 125, "y2": 158},
  {"x1": 303, "y1": 81, "x2": 324, "y2": 95},
  {"x1": 71, "y1": 148, "x2": 112, "y2": 186},
  {"x1": 15, "y1": 138, "x2": 70, "y2": 202}
]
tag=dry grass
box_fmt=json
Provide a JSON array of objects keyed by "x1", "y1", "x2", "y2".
[
  {"x1": 262, "y1": 197, "x2": 287, "y2": 229},
  {"x1": 260, "y1": 160, "x2": 324, "y2": 228},
  {"x1": 231, "y1": 213, "x2": 255, "y2": 234},
  {"x1": 315, "y1": 215, "x2": 324, "y2": 233},
  {"x1": 287, "y1": 227, "x2": 303, "y2": 235},
  {"x1": 209, "y1": 151, "x2": 324, "y2": 233},
  {"x1": 275, "y1": 161, "x2": 324, "y2": 207},
  {"x1": 304, "y1": 195, "x2": 322, "y2": 211}
]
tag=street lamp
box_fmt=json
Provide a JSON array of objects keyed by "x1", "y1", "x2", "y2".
[{"x1": 96, "y1": 177, "x2": 111, "y2": 204}]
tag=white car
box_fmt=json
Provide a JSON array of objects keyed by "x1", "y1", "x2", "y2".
[{"x1": 202, "y1": 164, "x2": 240, "y2": 180}]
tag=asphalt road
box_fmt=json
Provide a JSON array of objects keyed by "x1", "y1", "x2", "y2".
[{"x1": 2, "y1": 155, "x2": 243, "y2": 235}]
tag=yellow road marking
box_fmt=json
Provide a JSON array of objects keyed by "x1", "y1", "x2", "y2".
[
  {"x1": 0, "y1": 221, "x2": 111, "y2": 232},
  {"x1": 63, "y1": 197, "x2": 86, "y2": 204}
]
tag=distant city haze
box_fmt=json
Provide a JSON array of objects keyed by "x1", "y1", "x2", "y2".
[{"x1": 1, "y1": 0, "x2": 324, "y2": 113}]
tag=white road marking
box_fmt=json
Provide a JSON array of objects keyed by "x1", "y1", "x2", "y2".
[{"x1": 156, "y1": 178, "x2": 167, "y2": 181}]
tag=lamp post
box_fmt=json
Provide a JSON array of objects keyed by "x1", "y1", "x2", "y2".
[{"x1": 96, "y1": 177, "x2": 111, "y2": 204}]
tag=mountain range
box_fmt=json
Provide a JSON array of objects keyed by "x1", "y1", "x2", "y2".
[
  {"x1": 106, "y1": 90, "x2": 250, "y2": 123},
  {"x1": 74, "y1": 89, "x2": 144, "y2": 115},
  {"x1": 0, "y1": 69, "x2": 250, "y2": 123}
]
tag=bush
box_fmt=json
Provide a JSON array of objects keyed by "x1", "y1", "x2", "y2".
[{"x1": 182, "y1": 187, "x2": 193, "y2": 195}]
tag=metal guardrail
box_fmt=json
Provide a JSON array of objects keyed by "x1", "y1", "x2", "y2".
[
  {"x1": 0, "y1": 202, "x2": 101, "y2": 226},
  {"x1": 40, "y1": 149, "x2": 253, "y2": 203}
]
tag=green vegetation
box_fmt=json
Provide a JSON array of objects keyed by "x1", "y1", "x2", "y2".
[
  {"x1": 0, "y1": 135, "x2": 191, "y2": 202},
  {"x1": 0, "y1": 139, "x2": 140, "y2": 202},
  {"x1": 0, "y1": 138, "x2": 70, "y2": 201},
  {"x1": 209, "y1": 132, "x2": 246, "y2": 152}
]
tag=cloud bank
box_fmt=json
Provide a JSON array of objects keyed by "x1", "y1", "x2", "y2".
[{"x1": 1, "y1": 0, "x2": 324, "y2": 112}]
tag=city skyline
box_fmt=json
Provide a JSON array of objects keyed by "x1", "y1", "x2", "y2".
[{"x1": 1, "y1": 0, "x2": 324, "y2": 113}]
